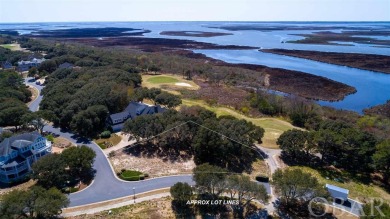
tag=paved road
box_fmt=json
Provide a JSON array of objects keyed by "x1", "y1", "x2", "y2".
[
  {"x1": 25, "y1": 79, "x2": 273, "y2": 208},
  {"x1": 25, "y1": 78, "x2": 44, "y2": 112},
  {"x1": 42, "y1": 125, "x2": 194, "y2": 207}
]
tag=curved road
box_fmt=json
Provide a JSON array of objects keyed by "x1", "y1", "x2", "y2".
[
  {"x1": 25, "y1": 78, "x2": 273, "y2": 208},
  {"x1": 25, "y1": 78, "x2": 194, "y2": 207}
]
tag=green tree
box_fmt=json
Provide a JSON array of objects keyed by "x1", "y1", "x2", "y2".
[
  {"x1": 226, "y1": 175, "x2": 269, "y2": 218},
  {"x1": 155, "y1": 92, "x2": 182, "y2": 108},
  {"x1": 70, "y1": 105, "x2": 108, "y2": 137},
  {"x1": 31, "y1": 153, "x2": 68, "y2": 189},
  {"x1": 272, "y1": 168, "x2": 326, "y2": 206},
  {"x1": 38, "y1": 59, "x2": 57, "y2": 73},
  {"x1": 0, "y1": 104, "x2": 30, "y2": 131},
  {"x1": 277, "y1": 129, "x2": 309, "y2": 160},
  {"x1": 193, "y1": 163, "x2": 228, "y2": 196},
  {"x1": 28, "y1": 67, "x2": 38, "y2": 77},
  {"x1": 22, "y1": 110, "x2": 55, "y2": 133},
  {"x1": 61, "y1": 145, "x2": 96, "y2": 183},
  {"x1": 170, "y1": 182, "x2": 193, "y2": 202},
  {"x1": 361, "y1": 199, "x2": 390, "y2": 219},
  {"x1": 0, "y1": 186, "x2": 69, "y2": 219},
  {"x1": 373, "y1": 140, "x2": 390, "y2": 183}
]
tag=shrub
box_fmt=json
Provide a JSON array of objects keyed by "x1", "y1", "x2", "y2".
[
  {"x1": 100, "y1": 131, "x2": 111, "y2": 139},
  {"x1": 46, "y1": 134, "x2": 54, "y2": 142},
  {"x1": 119, "y1": 170, "x2": 144, "y2": 181},
  {"x1": 69, "y1": 187, "x2": 79, "y2": 193},
  {"x1": 97, "y1": 143, "x2": 106, "y2": 149}
]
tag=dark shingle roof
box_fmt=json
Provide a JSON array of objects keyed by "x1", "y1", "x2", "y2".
[
  {"x1": 109, "y1": 102, "x2": 166, "y2": 125},
  {"x1": 58, "y1": 62, "x2": 74, "y2": 69}
]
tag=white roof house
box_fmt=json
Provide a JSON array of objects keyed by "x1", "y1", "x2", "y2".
[{"x1": 326, "y1": 184, "x2": 349, "y2": 201}]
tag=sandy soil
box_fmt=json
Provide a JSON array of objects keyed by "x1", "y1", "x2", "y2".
[
  {"x1": 110, "y1": 150, "x2": 195, "y2": 177},
  {"x1": 68, "y1": 196, "x2": 176, "y2": 219},
  {"x1": 52, "y1": 137, "x2": 75, "y2": 154},
  {"x1": 174, "y1": 82, "x2": 192, "y2": 87}
]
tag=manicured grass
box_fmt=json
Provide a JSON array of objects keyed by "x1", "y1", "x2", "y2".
[
  {"x1": 0, "y1": 44, "x2": 15, "y2": 49},
  {"x1": 291, "y1": 166, "x2": 390, "y2": 203},
  {"x1": 147, "y1": 76, "x2": 179, "y2": 84},
  {"x1": 181, "y1": 99, "x2": 299, "y2": 149},
  {"x1": 142, "y1": 74, "x2": 200, "y2": 92},
  {"x1": 0, "y1": 44, "x2": 22, "y2": 51}
]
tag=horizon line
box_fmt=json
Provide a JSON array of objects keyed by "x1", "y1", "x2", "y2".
[{"x1": 1, "y1": 20, "x2": 390, "y2": 25}]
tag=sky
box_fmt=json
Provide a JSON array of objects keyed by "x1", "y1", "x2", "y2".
[{"x1": 0, "y1": 0, "x2": 389, "y2": 23}]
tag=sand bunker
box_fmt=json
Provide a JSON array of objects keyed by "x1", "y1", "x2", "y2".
[{"x1": 175, "y1": 82, "x2": 192, "y2": 87}]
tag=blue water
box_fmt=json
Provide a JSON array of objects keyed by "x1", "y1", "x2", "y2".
[
  {"x1": 1, "y1": 21, "x2": 390, "y2": 112},
  {"x1": 194, "y1": 49, "x2": 390, "y2": 112}
]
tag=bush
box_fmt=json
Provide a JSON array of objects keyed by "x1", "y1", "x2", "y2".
[
  {"x1": 119, "y1": 170, "x2": 144, "y2": 181},
  {"x1": 46, "y1": 134, "x2": 54, "y2": 142},
  {"x1": 100, "y1": 131, "x2": 111, "y2": 139},
  {"x1": 69, "y1": 187, "x2": 79, "y2": 193},
  {"x1": 97, "y1": 143, "x2": 106, "y2": 149},
  {"x1": 255, "y1": 175, "x2": 269, "y2": 183}
]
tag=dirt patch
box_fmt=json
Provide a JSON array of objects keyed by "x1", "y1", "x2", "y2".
[
  {"x1": 244, "y1": 159, "x2": 270, "y2": 180},
  {"x1": 52, "y1": 137, "x2": 75, "y2": 153},
  {"x1": 67, "y1": 196, "x2": 175, "y2": 219},
  {"x1": 110, "y1": 148, "x2": 195, "y2": 177}
]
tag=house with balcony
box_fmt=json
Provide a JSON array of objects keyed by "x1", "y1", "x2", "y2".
[
  {"x1": 107, "y1": 102, "x2": 166, "y2": 132},
  {"x1": 0, "y1": 132, "x2": 52, "y2": 183}
]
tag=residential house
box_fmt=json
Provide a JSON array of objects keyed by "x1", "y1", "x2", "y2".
[
  {"x1": 17, "y1": 58, "x2": 46, "y2": 72},
  {"x1": 107, "y1": 102, "x2": 166, "y2": 132},
  {"x1": 0, "y1": 132, "x2": 52, "y2": 183},
  {"x1": 326, "y1": 184, "x2": 349, "y2": 202}
]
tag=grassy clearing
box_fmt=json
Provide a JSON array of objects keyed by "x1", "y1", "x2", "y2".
[
  {"x1": 0, "y1": 43, "x2": 22, "y2": 51},
  {"x1": 94, "y1": 134, "x2": 122, "y2": 149},
  {"x1": 147, "y1": 76, "x2": 179, "y2": 84},
  {"x1": 291, "y1": 166, "x2": 390, "y2": 203},
  {"x1": 181, "y1": 99, "x2": 298, "y2": 149},
  {"x1": 142, "y1": 74, "x2": 200, "y2": 91}
]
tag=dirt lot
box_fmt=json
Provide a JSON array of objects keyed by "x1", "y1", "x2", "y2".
[
  {"x1": 52, "y1": 137, "x2": 75, "y2": 154},
  {"x1": 110, "y1": 148, "x2": 195, "y2": 177},
  {"x1": 68, "y1": 196, "x2": 176, "y2": 219}
]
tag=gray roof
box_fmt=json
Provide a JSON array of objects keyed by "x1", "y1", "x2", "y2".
[
  {"x1": 0, "y1": 132, "x2": 40, "y2": 156},
  {"x1": 109, "y1": 102, "x2": 166, "y2": 124},
  {"x1": 58, "y1": 62, "x2": 74, "y2": 69},
  {"x1": 326, "y1": 184, "x2": 349, "y2": 200},
  {"x1": 110, "y1": 102, "x2": 165, "y2": 121},
  {"x1": 11, "y1": 140, "x2": 33, "y2": 149}
]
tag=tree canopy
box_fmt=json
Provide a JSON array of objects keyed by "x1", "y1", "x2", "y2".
[{"x1": 0, "y1": 186, "x2": 69, "y2": 219}]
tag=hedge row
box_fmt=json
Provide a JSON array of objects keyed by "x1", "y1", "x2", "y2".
[{"x1": 118, "y1": 170, "x2": 149, "y2": 181}]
